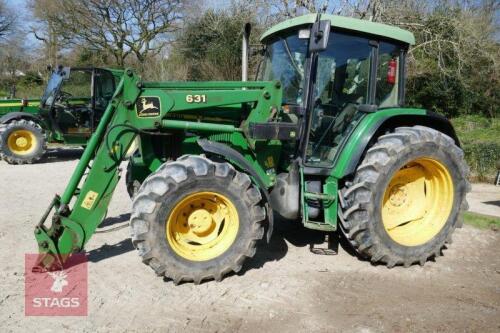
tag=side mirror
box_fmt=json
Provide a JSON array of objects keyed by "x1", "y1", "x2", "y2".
[{"x1": 309, "y1": 19, "x2": 331, "y2": 52}]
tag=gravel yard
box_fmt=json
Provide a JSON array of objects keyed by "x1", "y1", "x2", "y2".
[{"x1": 0, "y1": 149, "x2": 499, "y2": 332}]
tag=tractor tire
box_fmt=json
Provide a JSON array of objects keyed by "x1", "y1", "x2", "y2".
[
  {"x1": 339, "y1": 126, "x2": 470, "y2": 268},
  {"x1": 0, "y1": 119, "x2": 46, "y2": 164},
  {"x1": 130, "y1": 155, "x2": 266, "y2": 284},
  {"x1": 125, "y1": 161, "x2": 141, "y2": 199}
]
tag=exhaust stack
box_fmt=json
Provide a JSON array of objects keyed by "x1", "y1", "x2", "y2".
[{"x1": 242, "y1": 23, "x2": 252, "y2": 82}]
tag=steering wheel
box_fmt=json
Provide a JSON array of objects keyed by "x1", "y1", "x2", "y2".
[
  {"x1": 57, "y1": 91, "x2": 73, "y2": 102},
  {"x1": 53, "y1": 91, "x2": 73, "y2": 108},
  {"x1": 59, "y1": 91, "x2": 72, "y2": 98}
]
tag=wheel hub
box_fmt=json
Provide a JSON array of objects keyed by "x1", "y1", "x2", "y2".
[
  {"x1": 188, "y1": 209, "x2": 213, "y2": 234},
  {"x1": 7, "y1": 129, "x2": 37, "y2": 154},
  {"x1": 388, "y1": 184, "x2": 408, "y2": 207},
  {"x1": 15, "y1": 136, "x2": 29, "y2": 148},
  {"x1": 166, "y1": 192, "x2": 239, "y2": 261},
  {"x1": 381, "y1": 158, "x2": 454, "y2": 247}
]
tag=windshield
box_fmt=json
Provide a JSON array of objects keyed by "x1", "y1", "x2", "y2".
[
  {"x1": 41, "y1": 72, "x2": 64, "y2": 107},
  {"x1": 259, "y1": 33, "x2": 309, "y2": 105}
]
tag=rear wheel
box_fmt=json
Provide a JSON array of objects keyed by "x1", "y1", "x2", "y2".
[
  {"x1": 0, "y1": 119, "x2": 46, "y2": 164},
  {"x1": 340, "y1": 126, "x2": 470, "y2": 267},
  {"x1": 130, "y1": 155, "x2": 266, "y2": 284}
]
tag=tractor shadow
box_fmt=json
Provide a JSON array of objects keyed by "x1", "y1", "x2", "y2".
[
  {"x1": 38, "y1": 148, "x2": 84, "y2": 163},
  {"x1": 484, "y1": 200, "x2": 500, "y2": 208},
  {"x1": 86, "y1": 214, "x2": 133, "y2": 263},
  {"x1": 87, "y1": 238, "x2": 134, "y2": 263},
  {"x1": 237, "y1": 214, "x2": 363, "y2": 277},
  {"x1": 82, "y1": 213, "x2": 366, "y2": 277},
  {"x1": 100, "y1": 213, "x2": 131, "y2": 228}
]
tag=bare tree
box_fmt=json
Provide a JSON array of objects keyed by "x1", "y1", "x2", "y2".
[
  {"x1": 48, "y1": 0, "x2": 184, "y2": 67},
  {"x1": 270, "y1": 0, "x2": 374, "y2": 19},
  {"x1": 28, "y1": 0, "x2": 72, "y2": 68},
  {"x1": 0, "y1": 0, "x2": 14, "y2": 39}
]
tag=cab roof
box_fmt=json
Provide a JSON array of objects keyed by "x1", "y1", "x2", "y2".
[{"x1": 260, "y1": 14, "x2": 415, "y2": 45}]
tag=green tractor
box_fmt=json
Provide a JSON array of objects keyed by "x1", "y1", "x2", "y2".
[
  {"x1": 33, "y1": 14, "x2": 469, "y2": 284},
  {"x1": 0, "y1": 67, "x2": 123, "y2": 164}
]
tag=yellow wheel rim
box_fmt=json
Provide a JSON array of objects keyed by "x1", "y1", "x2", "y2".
[
  {"x1": 382, "y1": 157, "x2": 454, "y2": 246},
  {"x1": 7, "y1": 129, "x2": 37, "y2": 155},
  {"x1": 166, "y1": 191, "x2": 239, "y2": 261}
]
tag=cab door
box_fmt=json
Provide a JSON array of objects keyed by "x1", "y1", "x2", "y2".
[
  {"x1": 303, "y1": 32, "x2": 403, "y2": 169},
  {"x1": 304, "y1": 31, "x2": 375, "y2": 168}
]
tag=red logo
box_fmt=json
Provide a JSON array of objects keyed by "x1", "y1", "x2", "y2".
[{"x1": 25, "y1": 254, "x2": 88, "y2": 316}]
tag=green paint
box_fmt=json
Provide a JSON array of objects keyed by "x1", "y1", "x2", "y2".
[
  {"x1": 323, "y1": 178, "x2": 338, "y2": 228},
  {"x1": 162, "y1": 119, "x2": 242, "y2": 132},
  {"x1": 0, "y1": 99, "x2": 40, "y2": 117},
  {"x1": 331, "y1": 108, "x2": 427, "y2": 178},
  {"x1": 261, "y1": 13, "x2": 415, "y2": 45}
]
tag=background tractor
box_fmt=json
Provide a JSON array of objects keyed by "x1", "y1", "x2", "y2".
[
  {"x1": 0, "y1": 67, "x2": 123, "y2": 164},
  {"x1": 33, "y1": 14, "x2": 469, "y2": 284}
]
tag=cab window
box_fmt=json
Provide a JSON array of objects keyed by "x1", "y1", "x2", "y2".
[{"x1": 259, "y1": 32, "x2": 309, "y2": 105}]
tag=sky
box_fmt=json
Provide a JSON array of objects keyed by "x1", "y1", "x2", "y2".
[
  {"x1": 6, "y1": 0, "x2": 36, "y2": 45},
  {"x1": 6, "y1": 0, "x2": 500, "y2": 46},
  {"x1": 5, "y1": 0, "x2": 234, "y2": 48}
]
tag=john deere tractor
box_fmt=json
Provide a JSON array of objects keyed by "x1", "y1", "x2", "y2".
[
  {"x1": 33, "y1": 14, "x2": 469, "y2": 284},
  {"x1": 0, "y1": 67, "x2": 123, "y2": 164}
]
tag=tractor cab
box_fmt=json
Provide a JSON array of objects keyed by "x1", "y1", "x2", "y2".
[
  {"x1": 259, "y1": 14, "x2": 414, "y2": 169},
  {"x1": 41, "y1": 67, "x2": 121, "y2": 144},
  {"x1": 257, "y1": 14, "x2": 417, "y2": 230}
]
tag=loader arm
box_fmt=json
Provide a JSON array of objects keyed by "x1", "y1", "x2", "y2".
[
  {"x1": 33, "y1": 69, "x2": 283, "y2": 271},
  {"x1": 34, "y1": 71, "x2": 141, "y2": 270}
]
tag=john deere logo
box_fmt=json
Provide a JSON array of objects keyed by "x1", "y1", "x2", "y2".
[{"x1": 136, "y1": 97, "x2": 161, "y2": 118}]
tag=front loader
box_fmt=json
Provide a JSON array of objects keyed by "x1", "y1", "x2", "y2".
[{"x1": 33, "y1": 14, "x2": 469, "y2": 284}]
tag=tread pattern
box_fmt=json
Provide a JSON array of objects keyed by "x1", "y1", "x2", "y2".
[
  {"x1": 339, "y1": 126, "x2": 470, "y2": 267},
  {"x1": 0, "y1": 119, "x2": 46, "y2": 164},
  {"x1": 130, "y1": 155, "x2": 266, "y2": 284}
]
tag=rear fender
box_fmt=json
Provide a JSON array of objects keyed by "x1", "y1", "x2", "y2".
[{"x1": 333, "y1": 109, "x2": 460, "y2": 179}]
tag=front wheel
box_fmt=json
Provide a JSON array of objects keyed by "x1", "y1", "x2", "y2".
[
  {"x1": 0, "y1": 120, "x2": 46, "y2": 164},
  {"x1": 130, "y1": 155, "x2": 266, "y2": 284},
  {"x1": 340, "y1": 126, "x2": 470, "y2": 267}
]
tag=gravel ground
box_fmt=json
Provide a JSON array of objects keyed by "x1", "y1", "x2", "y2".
[
  {"x1": 0, "y1": 149, "x2": 499, "y2": 332},
  {"x1": 468, "y1": 183, "x2": 500, "y2": 217}
]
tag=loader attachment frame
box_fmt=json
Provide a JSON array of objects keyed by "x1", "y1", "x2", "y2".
[{"x1": 34, "y1": 71, "x2": 140, "y2": 271}]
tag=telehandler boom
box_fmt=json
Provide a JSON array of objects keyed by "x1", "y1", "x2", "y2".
[{"x1": 33, "y1": 14, "x2": 469, "y2": 284}]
